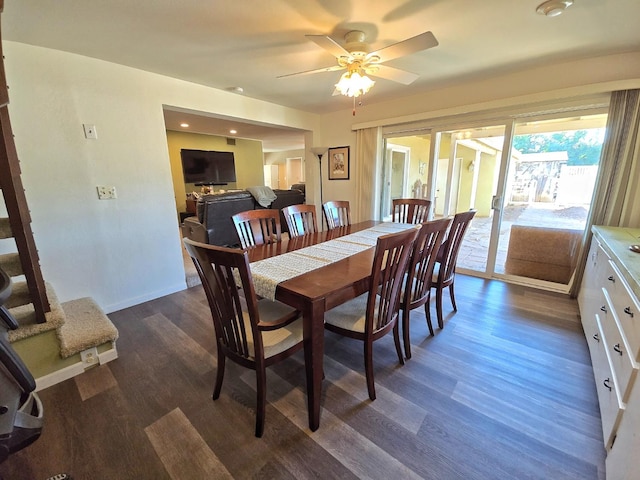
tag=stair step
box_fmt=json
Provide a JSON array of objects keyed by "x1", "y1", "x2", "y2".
[
  {"x1": 7, "y1": 285, "x2": 118, "y2": 359},
  {"x1": 8, "y1": 301, "x2": 36, "y2": 326},
  {"x1": 0, "y1": 252, "x2": 22, "y2": 276},
  {"x1": 6, "y1": 281, "x2": 119, "y2": 388},
  {"x1": 0, "y1": 217, "x2": 11, "y2": 239},
  {"x1": 3, "y1": 279, "x2": 30, "y2": 309},
  {"x1": 58, "y1": 297, "x2": 119, "y2": 358},
  {"x1": 7, "y1": 283, "x2": 65, "y2": 342}
]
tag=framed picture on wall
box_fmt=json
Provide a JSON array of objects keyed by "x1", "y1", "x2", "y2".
[{"x1": 328, "y1": 146, "x2": 350, "y2": 180}]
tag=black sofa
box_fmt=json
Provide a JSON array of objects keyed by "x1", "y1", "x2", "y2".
[{"x1": 182, "y1": 188, "x2": 305, "y2": 247}]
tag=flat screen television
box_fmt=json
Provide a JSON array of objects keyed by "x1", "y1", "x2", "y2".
[{"x1": 180, "y1": 149, "x2": 237, "y2": 185}]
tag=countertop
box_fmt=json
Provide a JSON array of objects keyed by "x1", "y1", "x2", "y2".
[{"x1": 593, "y1": 225, "x2": 640, "y2": 300}]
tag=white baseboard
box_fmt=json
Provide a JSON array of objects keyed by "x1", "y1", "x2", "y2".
[
  {"x1": 99, "y1": 346, "x2": 118, "y2": 364},
  {"x1": 35, "y1": 363, "x2": 85, "y2": 392},
  {"x1": 102, "y1": 282, "x2": 186, "y2": 313},
  {"x1": 34, "y1": 345, "x2": 119, "y2": 392}
]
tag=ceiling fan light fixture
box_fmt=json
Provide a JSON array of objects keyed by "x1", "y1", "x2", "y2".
[
  {"x1": 335, "y1": 70, "x2": 375, "y2": 98},
  {"x1": 536, "y1": 0, "x2": 573, "y2": 17}
]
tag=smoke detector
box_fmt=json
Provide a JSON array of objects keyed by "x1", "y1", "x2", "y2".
[{"x1": 536, "y1": 0, "x2": 573, "y2": 17}]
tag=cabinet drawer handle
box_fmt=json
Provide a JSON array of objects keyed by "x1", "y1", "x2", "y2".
[
  {"x1": 624, "y1": 306, "x2": 634, "y2": 318},
  {"x1": 608, "y1": 275, "x2": 615, "y2": 283},
  {"x1": 593, "y1": 333, "x2": 600, "y2": 342},
  {"x1": 614, "y1": 343, "x2": 623, "y2": 356},
  {"x1": 600, "y1": 305, "x2": 607, "y2": 313},
  {"x1": 604, "y1": 378, "x2": 612, "y2": 392}
]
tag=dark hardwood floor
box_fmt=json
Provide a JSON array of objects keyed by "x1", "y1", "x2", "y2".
[{"x1": 0, "y1": 275, "x2": 606, "y2": 479}]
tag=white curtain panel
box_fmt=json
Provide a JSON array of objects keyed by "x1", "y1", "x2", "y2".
[
  {"x1": 355, "y1": 127, "x2": 382, "y2": 223},
  {"x1": 596, "y1": 89, "x2": 640, "y2": 227},
  {"x1": 571, "y1": 88, "x2": 640, "y2": 296}
]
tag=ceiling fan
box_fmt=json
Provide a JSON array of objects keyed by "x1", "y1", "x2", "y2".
[{"x1": 279, "y1": 30, "x2": 439, "y2": 97}]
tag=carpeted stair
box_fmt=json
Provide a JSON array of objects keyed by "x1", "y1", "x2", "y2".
[{"x1": 1, "y1": 218, "x2": 119, "y2": 389}]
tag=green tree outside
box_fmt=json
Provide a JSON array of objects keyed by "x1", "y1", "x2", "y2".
[{"x1": 513, "y1": 129, "x2": 605, "y2": 166}]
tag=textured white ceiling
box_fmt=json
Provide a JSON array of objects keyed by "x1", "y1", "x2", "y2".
[{"x1": 5, "y1": 0, "x2": 639, "y2": 149}]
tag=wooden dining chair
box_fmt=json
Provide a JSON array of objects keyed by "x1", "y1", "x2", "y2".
[
  {"x1": 324, "y1": 226, "x2": 419, "y2": 400},
  {"x1": 281, "y1": 204, "x2": 318, "y2": 237},
  {"x1": 392, "y1": 198, "x2": 432, "y2": 224},
  {"x1": 183, "y1": 237, "x2": 303, "y2": 438},
  {"x1": 322, "y1": 201, "x2": 351, "y2": 230},
  {"x1": 400, "y1": 218, "x2": 451, "y2": 359},
  {"x1": 232, "y1": 209, "x2": 282, "y2": 249},
  {"x1": 430, "y1": 210, "x2": 476, "y2": 329}
]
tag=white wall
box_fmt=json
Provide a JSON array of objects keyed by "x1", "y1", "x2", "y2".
[
  {"x1": 264, "y1": 149, "x2": 306, "y2": 189},
  {"x1": 314, "y1": 116, "x2": 357, "y2": 212},
  {"x1": 3, "y1": 41, "x2": 319, "y2": 312},
  {"x1": 263, "y1": 149, "x2": 305, "y2": 166}
]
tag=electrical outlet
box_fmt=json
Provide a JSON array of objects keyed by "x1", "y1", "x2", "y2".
[
  {"x1": 97, "y1": 185, "x2": 117, "y2": 200},
  {"x1": 83, "y1": 124, "x2": 98, "y2": 139},
  {"x1": 80, "y1": 347, "x2": 99, "y2": 368}
]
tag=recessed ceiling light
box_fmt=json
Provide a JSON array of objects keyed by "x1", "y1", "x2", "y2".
[
  {"x1": 536, "y1": 0, "x2": 573, "y2": 17},
  {"x1": 229, "y1": 129, "x2": 237, "y2": 134},
  {"x1": 180, "y1": 123, "x2": 189, "y2": 128},
  {"x1": 227, "y1": 87, "x2": 244, "y2": 94}
]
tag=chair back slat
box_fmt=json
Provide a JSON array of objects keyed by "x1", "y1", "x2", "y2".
[
  {"x1": 282, "y1": 204, "x2": 318, "y2": 237},
  {"x1": 405, "y1": 218, "x2": 451, "y2": 307},
  {"x1": 232, "y1": 210, "x2": 282, "y2": 249},
  {"x1": 322, "y1": 201, "x2": 351, "y2": 230},
  {"x1": 392, "y1": 198, "x2": 432, "y2": 224},
  {"x1": 183, "y1": 238, "x2": 264, "y2": 360},
  {"x1": 368, "y1": 227, "x2": 418, "y2": 334},
  {"x1": 439, "y1": 210, "x2": 476, "y2": 283}
]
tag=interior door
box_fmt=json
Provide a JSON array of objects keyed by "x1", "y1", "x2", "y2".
[
  {"x1": 286, "y1": 157, "x2": 303, "y2": 187},
  {"x1": 434, "y1": 158, "x2": 449, "y2": 216},
  {"x1": 390, "y1": 152, "x2": 405, "y2": 197},
  {"x1": 381, "y1": 144, "x2": 410, "y2": 220},
  {"x1": 277, "y1": 164, "x2": 286, "y2": 188}
]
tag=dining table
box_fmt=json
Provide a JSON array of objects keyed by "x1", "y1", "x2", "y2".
[{"x1": 245, "y1": 220, "x2": 414, "y2": 431}]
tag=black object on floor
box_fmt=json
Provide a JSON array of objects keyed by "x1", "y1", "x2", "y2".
[{"x1": 0, "y1": 268, "x2": 44, "y2": 464}]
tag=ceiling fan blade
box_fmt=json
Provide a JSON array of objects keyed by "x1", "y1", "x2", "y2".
[
  {"x1": 368, "y1": 31, "x2": 438, "y2": 63},
  {"x1": 367, "y1": 65, "x2": 419, "y2": 85},
  {"x1": 370, "y1": 65, "x2": 420, "y2": 85},
  {"x1": 277, "y1": 64, "x2": 345, "y2": 79},
  {"x1": 306, "y1": 34, "x2": 351, "y2": 59}
]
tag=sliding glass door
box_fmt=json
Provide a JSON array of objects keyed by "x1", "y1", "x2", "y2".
[
  {"x1": 447, "y1": 112, "x2": 607, "y2": 290},
  {"x1": 492, "y1": 113, "x2": 607, "y2": 288},
  {"x1": 381, "y1": 109, "x2": 608, "y2": 291},
  {"x1": 431, "y1": 123, "x2": 509, "y2": 274}
]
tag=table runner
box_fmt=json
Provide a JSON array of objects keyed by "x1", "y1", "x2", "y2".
[{"x1": 250, "y1": 222, "x2": 414, "y2": 300}]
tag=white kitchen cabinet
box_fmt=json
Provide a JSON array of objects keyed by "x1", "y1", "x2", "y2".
[{"x1": 578, "y1": 226, "x2": 640, "y2": 480}]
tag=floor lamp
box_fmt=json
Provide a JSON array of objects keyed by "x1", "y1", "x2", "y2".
[
  {"x1": 310, "y1": 147, "x2": 328, "y2": 207},
  {"x1": 311, "y1": 147, "x2": 328, "y2": 229}
]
